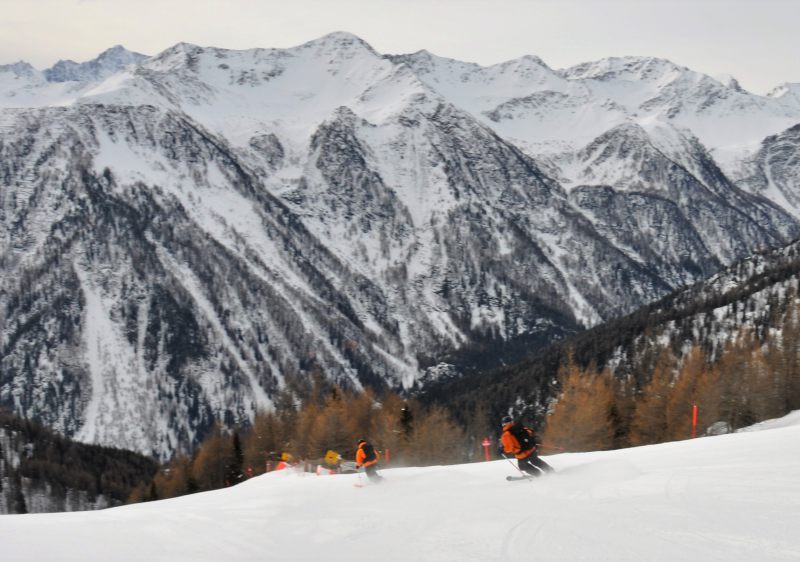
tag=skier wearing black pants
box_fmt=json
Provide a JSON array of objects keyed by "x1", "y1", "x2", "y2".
[
  {"x1": 500, "y1": 416, "x2": 554, "y2": 477},
  {"x1": 355, "y1": 439, "x2": 383, "y2": 483}
]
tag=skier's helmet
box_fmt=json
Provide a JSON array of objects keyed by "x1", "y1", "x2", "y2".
[
  {"x1": 357, "y1": 438, "x2": 366, "y2": 445},
  {"x1": 501, "y1": 415, "x2": 514, "y2": 427}
]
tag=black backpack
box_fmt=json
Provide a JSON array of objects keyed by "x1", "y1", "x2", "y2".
[
  {"x1": 361, "y1": 443, "x2": 378, "y2": 463},
  {"x1": 509, "y1": 423, "x2": 537, "y2": 451}
]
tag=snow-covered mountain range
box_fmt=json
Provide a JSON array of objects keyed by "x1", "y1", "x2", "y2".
[{"x1": 2, "y1": 32, "x2": 800, "y2": 458}]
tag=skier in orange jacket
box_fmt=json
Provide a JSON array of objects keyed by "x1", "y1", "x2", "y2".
[
  {"x1": 500, "y1": 416, "x2": 554, "y2": 477},
  {"x1": 355, "y1": 439, "x2": 383, "y2": 483}
]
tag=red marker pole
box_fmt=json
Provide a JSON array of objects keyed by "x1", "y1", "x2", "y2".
[
  {"x1": 385, "y1": 448, "x2": 390, "y2": 465},
  {"x1": 691, "y1": 404, "x2": 698, "y2": 439},
  {"x1": 481, "y1": 437, "x2": 491, "y2": 461}
]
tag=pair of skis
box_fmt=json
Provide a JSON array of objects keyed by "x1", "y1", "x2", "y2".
[
  {"x1": 354, "y1": 475, "x2": 385, "y2": 487},
  {"x1": 506, "y1": 474, "x2": 536, "y2": 481},
  {"x1": 502, "y1": 453, "x2": 555, "y2": 481}
]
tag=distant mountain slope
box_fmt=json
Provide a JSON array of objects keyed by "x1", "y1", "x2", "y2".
[
  {"x1": 423, "y1": 238, "x2": 800, "y2": 424},
  {"x1": 1, "y1": 33, "x2": 800, "y2": 458},
  {"x1": 44, "y1": 45, "x2": 148, "y2": 83},
  {"x1": 737, "y1": 123, "x2": 800, "y2": 216}
]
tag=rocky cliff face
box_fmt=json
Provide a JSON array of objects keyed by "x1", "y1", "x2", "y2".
[
  {"x1": 1, "y1": 33, "x2": 799, "y2": 458},
  {"x1": 44, "y1": 45, "x2": 147, "y2": 83},
  {"x1": 737, "y1": 123, "x2": 800, "y2": 216}
]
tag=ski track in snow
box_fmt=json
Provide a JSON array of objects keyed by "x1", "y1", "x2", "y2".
[{"x1": 3, "y1": 412, "x2": 800, "y2": 561}]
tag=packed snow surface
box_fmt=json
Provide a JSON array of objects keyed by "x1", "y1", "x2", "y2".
[{"x1": 3, "y1": 412, "x2": 800, "y2": 561}]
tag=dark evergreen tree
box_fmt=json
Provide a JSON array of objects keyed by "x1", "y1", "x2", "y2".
[
  {"x1": 12, "y1": 472, "x2": 27, "y2": 514},
  {"x1": 226, "y1": 432, "x2": 244, "y2": 485},
  {"x1": 399, "y1": 403, "x2": 414, "y2": 440}
]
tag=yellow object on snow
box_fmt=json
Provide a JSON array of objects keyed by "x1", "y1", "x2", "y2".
[{"x1": 324, "y1": 450, "x2": 341, "y2": 466}]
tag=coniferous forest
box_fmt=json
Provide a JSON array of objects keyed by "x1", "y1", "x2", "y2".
[
  {"x1": 129, "y1": 386, "x2": 475, "y2": 502},
  {"x1": 0, "y1": 411, "x2": 158, "y2": 514}
]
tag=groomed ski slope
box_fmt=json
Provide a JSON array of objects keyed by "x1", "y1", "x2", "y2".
[{"x1": 4, "y1": 413, "x2": 800, "y2": 562}]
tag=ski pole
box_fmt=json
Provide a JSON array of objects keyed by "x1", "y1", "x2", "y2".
[
  {"x1": 501, "y1": 454, "x2": 533, "y2": 481},
  {"x1": 537, "y1": 443, "x2": 565, "y2": 451}
]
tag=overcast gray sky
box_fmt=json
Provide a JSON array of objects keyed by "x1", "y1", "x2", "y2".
[{"x1": 1, "y1": 0, "x2": 798, "y2": 94}]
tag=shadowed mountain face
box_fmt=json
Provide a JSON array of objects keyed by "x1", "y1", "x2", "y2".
[
  {"x1": 43, "y1": 45, "x2": 148, "y2": 83},
  {"x1": 1, "y1": 33, "x2": 799, "y2": 458},
  {"x1": 422, "y1": 238, "x2": 800, "y2": 432},
  {"x1": 737, "y1": 123, "x2": 800, "y2": 216}
]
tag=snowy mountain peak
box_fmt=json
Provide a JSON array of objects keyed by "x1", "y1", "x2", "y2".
[
  {"x1": 163, "y1": 41, "x2": 203, "y2": 53},
  {"x1": 141, "y1": 42, "x2": 209, "y2": 75},
  {"x1": 520, "y1": 54, "x2": 548, "y2": 66},
  {"x1": 44, "y1": 45, "x2": 147, "y2": 83},
  {"x1": 498, "y1": 54, "x2": 552, "y2": 71},
  {"x1": 389, "y1": 49, "x2": 477, "y2": 75},
  {"x1": 714, "y1": 73, "x2": 747, "y2": 93},
  {"x1": 388, "y1": 48, "x2": 568, "y2": 123},
  {"x1": 767, "y1": 82, "x2": 800, "y2": 104},
  {"x1": 576, "y1": 121, "x2": 653, "y2": 164},
  {"x1": 568, "y1": 120, "x2": 704, "y2": 191},
  {"x1": 485, "y1": 53, "x2": 560, "y2": 83},
  {"x1": 0, "y1": 60, "x2": 40, "y2": 78},
  {"x1": 0, "y1": 61, "x2": 46, "y2": 98},
  {"x1": 411, "y1": 48, "x2": 433, "y2": 58},
  {"x1": 394, "y1": 49, "x2": 557, "y2": 82},
  {"x1": 296, "y1": 31, "x2": 378, "y2": 57},
  {"x1": 99, "y1": 44, "x2": 142, "y2": 59},
  {"x1": 563, "y1": 56, "x2": 684, "y2": 82}
]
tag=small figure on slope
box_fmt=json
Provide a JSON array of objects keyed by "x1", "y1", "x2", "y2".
[
  {"x1": 355, "y1": 439, "x2": 383, "y2": 483},
  {"x1": 316, "y1": 450, "x2": 342, "y2": 475},
  {"x1": 500, "y1": 416, "x2": 555, "y2": 477},
  {"x1": 324, "y1": 450, "x2": 342, "y2": 472},
  {"x1": 273, "y1": 452, "x2": 295, "y2": 471}
]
